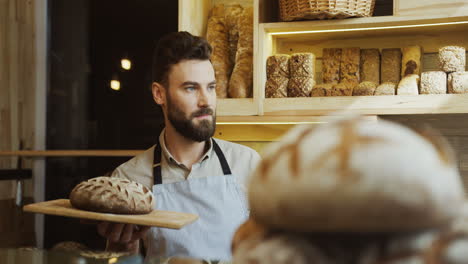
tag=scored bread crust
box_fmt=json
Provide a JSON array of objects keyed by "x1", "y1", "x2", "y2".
[
  {"x1": 248, "y1": 116, "x2": 465, "y2": 232},
  {"x1": 69, "y1": 176, "x2": 154, "y2": 214}
]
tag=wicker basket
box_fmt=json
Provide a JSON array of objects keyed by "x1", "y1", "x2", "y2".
[{"x1": 279, "y1": 0, "x2": 376, "y2": 21}]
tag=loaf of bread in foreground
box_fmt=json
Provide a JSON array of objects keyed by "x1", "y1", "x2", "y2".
[
  {"x1": 248, "y1": 115, "x2": 465, "y2": 232},
  {"x1": 70, "y1": 176, "x2": 154, "y2": 214}
]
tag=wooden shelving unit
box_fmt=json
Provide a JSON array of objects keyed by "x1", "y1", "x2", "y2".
[{"x1": 179, "y1": 0, "x2": 468, "y2": 117}]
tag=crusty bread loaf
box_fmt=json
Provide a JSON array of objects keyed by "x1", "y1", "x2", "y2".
[
  {"x1": 206, "y1": 4, "x2": 229, "y2": 98},
  {"x1": 311, "y1": 83, "x2": 333, "y2": 97},
  {"x1": 287, "y1": 76, "x2": 315, "y2": 97},
  {"x1": 439, "y1": 46, "x2": 466, "y2": 73},
  {"x1": 420, "y1": 71, "x2": 447, "y2": 94},
  {"x1": 397, "y1": 74, "x2": 420, "y2": 95},
  {"x1": 381, "y1": 48, "x2": 402, "y2": 84},
  {"x1": 448, "y1": 71, "x2": 468, "y2": 94},
  {"x1": 322, "y1": 48, "x2": 342, "y2": 84},
  {"x1": 225, "y1": 4, "x2": 244, "y2": 76},
  {"x1": 360, "y1": 49, "x2": 380, "y2": 85},
  {"x1": 265, "y1": 75, "x2": 288, "y2": 98},
  {"x1": 266, "y1": 54, "x2": 290, "y2": 77},
  {"x1": 374, "y1": 82, "x2": 396, "y2": 95},
  {"x1": 70, "y1": 176, "x2": 154, "y2": 214},
  {"x1": 331, "y1": 81, "x2": 355, "y2": 96},
  {"x1": 248, "y1": 116, "x2": 465, "y2": 232},
  {"x1": 340, "y1": 47, "x2": 360, "y2": 84},
  {"x1": 402, "y1": 45, "x2": 422, "y2": 77},
  {"x1": 353, "y1": 81, "x2": 377, "y2": 96},
  {"x1": 228, "y1": 6, "x2": 253, "y2": 98},
  {"x1": 289, "y1": 53, "x2": 315, "y2": 77}
]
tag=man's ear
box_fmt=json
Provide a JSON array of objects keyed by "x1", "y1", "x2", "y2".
[{"x1": 152, "y1": 82, "x2": 165, "y2": 105}]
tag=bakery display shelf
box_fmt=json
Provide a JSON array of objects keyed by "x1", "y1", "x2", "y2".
[
  {"x1": 260, "y1": 15, "x2": 468, "y2": 37},
  {"x1": 263, "y1": 94, "x2": 468, "y2": 116}
]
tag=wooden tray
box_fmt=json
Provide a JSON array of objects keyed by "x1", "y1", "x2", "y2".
[{"x1": 23, "y1": 199, "x2": 198, "y2": 229}]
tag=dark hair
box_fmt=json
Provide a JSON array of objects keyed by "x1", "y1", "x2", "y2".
[{"x1": 152, "y1": 31, "x2": 212, "y2": 87}]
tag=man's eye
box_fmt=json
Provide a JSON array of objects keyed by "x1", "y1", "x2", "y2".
[
  {"x1": 209, "y1": 85, "x2": 216, "y2": 90},
  {"x1": 185, "y1": 86, "x2": 195, "y2": 91}
]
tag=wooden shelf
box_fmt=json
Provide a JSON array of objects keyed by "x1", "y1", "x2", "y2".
[
  {"x1": 179, "y1": 0, "x2": 468, "y2": 117},
  {"x1": 261, "y1": 15, "x2": 468, "y2": 35},
  {"x1": 263, "y1": 94, "x2": 468, "y2": 116}
]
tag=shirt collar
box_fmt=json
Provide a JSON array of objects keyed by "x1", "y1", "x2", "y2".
[{"x1": 158, "y1": 128, "x2": 213, "y2": 166}]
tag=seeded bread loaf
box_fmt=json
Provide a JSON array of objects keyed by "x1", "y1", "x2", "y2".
[
  {"x1": 70, "y1": 176, "x2": 154, "y2": 214},
  {"x1": 439, "y1": 46, "x2": 466, "y2": 73},
  {"x1": 448, "y1": 72, "x2": 468, "y2": 94},
  {"x1": 420, "y1": 71, "x2": 447, "y2": 94}
]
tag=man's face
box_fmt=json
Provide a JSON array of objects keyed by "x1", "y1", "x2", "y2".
[{"x1": 164, "y1": 59, "x2": 217, "y2": 142}]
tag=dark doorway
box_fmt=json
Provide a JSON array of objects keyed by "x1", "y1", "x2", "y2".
[{"x1": 45, "y1": 0, "x2": 177, "y2": 249}]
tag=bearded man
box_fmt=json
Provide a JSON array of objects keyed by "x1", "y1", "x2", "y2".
[{"x1": 96, "y1": 31, "x2": 260, "y2": 262}]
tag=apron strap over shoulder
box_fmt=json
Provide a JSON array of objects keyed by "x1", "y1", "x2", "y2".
[
  {"x1": 152, "y1": 138, "x2": 232, "y2": 185},
  {"x1": 212, "y1": 139, "x2": 232, "y2": 175},
  {"x1": 153, "y1": 144, "x2": 163, "y2": 185}
]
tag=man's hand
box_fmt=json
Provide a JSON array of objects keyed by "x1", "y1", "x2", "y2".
[{"x1": 97, "y1": 222, "x2": 150, "y2": 253}]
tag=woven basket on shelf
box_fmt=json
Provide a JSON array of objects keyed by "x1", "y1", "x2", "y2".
[{"x1": 279, "y1": 0, "x2": 376, "y2": 21}]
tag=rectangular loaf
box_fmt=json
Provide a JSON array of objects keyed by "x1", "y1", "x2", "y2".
[
  {"x1": 265, "y1": 75, "x2": 288, "y2": 98},
  {"x1": 401, "y1": 46, "x2": 422, "y2": 78},
  {"x1": 381, "y1": 48, "x2": 402, "y2": 84},
  {"x1": 322, "y1": 48, "x2": 342, "y2": 84},
  {"x1": 340, "y1": 48, "x2": 360, "y2": 84},
  {"x1": 360, "y1": 49, "x2": 380, "y2": 85},
  {"x1": 420, "y1": 71, "x2": 447, "y2": 94},
  {"x1": 448, "y1": 72, "x2": 468, "y2": 94},
  {"x1": 439, "y1": 46, "x2": 466, "y2": 73},
  {"x1": 266, "y1": 54, "x2": 290, "y2": 78},
  {"x1": 289, "y1": 53, "x2": 315, "y2": 77},
  {"x1": 288, "y1": 76, "x2": 315, "y2": 97}
]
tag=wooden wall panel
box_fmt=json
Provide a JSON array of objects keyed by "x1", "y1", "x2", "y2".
[{"x1": 0, "y1": 0, "x2": 37, "y2": 247}]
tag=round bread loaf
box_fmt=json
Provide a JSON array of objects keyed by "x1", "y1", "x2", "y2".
[
  {"x1": 248, "y1": 115, "x2": 465, "y2": 232},
  {"x1": 70, "y1": 176, "x2": 154, "y2": 214}
]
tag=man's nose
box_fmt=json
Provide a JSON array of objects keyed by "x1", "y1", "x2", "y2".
[{"x1": 198, "y1": 88, "x2": 212, "y2": 107}]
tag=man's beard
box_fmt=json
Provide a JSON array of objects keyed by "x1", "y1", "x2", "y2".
[{"x1": 167, "y1": 98, "x2": 216, "y2": 142}]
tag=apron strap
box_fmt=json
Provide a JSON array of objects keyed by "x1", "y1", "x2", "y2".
[
  {"x1": 152, "y1": 138, "x2": 232, "y2": 185},
  {"x1": 212, "y1": 139, "x2": 232, "y2": 175},
  {"x1": 153, "y1": 144, "x2": 163, "y2": 185}
]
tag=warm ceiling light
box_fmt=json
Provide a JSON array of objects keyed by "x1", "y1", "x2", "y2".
[
  {"x1": 121, "y1": 58, "x2": 131, "y2": 70},
  {"x1": 110, "y1": 79, "x2": 120, "y2": 91}
]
